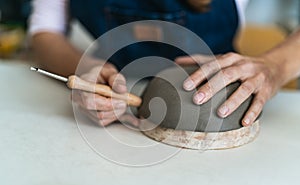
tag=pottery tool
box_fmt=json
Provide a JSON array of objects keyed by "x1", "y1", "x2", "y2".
[{"x1": 30, "y1": 67, "x2": 142, "y2": 107}]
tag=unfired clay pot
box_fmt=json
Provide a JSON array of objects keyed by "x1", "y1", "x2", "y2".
[{"x1": 138, "y1": 65, "x2": 253, "y2": 132}]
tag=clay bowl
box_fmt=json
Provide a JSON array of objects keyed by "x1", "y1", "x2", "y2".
[{"x1": 137, "y1": 65, "x2": 253, "y2": 132}]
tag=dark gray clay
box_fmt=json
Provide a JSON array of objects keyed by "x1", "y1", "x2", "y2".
[{"x1": 137, "y1": 66, "x2": 254, "y2": 132}]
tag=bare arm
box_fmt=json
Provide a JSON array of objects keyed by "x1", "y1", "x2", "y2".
[
  {"x1": 32, "y1": 32, "x2": 83, "y2": 77},
  {"x1": 31, "y1": 31, "x2": 139, "y2": 126},
  {"x1": 262, "y1": 30, "x2": 300, "y2": 86},
  {"x1": 177, "y1": 29, "x2": 300, "y2": 126}
]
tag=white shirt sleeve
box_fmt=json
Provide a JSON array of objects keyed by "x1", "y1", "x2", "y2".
[
  {"x1": 28, "y1": 0, "x2": 68, "y2": 35},
  {"x1": 235, "y1": 0, "x2": 250, "y2": 27}
]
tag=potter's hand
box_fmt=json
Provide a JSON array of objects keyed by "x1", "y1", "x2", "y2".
[
  {"x1": 72, "y1": 63, "x2": 139, "y2": 127},
  {"x1": 176, "y1": 53, "x2": 281, "y2": 126}
]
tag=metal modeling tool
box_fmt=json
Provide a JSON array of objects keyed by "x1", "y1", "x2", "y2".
[{"x1": 30, "y1": 67, "x2": 142, "y2": 107}]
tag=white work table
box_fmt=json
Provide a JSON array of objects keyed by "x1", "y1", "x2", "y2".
[{"x1": 1, "y1": 60, "x2": 300, "y2": 185}]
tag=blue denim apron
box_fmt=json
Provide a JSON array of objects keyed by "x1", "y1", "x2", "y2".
[{"x1": 70, "y1": 0, "x2": 239, "y2": 70}]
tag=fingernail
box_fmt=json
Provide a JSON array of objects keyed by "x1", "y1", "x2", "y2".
[
  {"x1": 243, "y1": 118, "x2": 250, "y2": 126},
  {"x1": 113, "y1": 79, "x2": 126, "y2": 91},
  {"x1": 115, "y1": 83, "x2": 127, "y2": 92},
  {"x1": 133, "y1": 119, "x2": 140, "y2": 127},
  {"x1": 218, "y1": 106, "x2": 229, "y2": 117},
  {"x1": 183, "y1": 79, "x2": 195, "y2": 90},
  {"x1": 193, "y1": 92, "x2": 205, "y2": 104},
  {"x1": 115, "y1": 79, "x2": 125, "y2": 86},
  {"x1": 98, "y1": 120, "x2": 105, "y2": 127}
]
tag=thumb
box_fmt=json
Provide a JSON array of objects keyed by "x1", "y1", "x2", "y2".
[
  {"x1": 108, "y1": 73, "x2": 127, "y2": 94},
  {"x1": 100, "y1": 64, "x2": 127, "y2": 94}
]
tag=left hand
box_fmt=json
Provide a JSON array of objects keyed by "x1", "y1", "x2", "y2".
[{"x1": 175, "y1": 52, "x2": 282, "y2": 126}]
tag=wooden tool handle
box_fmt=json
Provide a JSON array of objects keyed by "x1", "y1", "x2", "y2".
[{"x1": 67, "y1": 75, "x2": 142, "y2": 107}]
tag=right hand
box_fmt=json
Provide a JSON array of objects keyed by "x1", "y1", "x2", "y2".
[
  {"x1": 176, "y1": 53, "x2": 282, "y2": 127},
  {"x1": 72, "y1": 63, "x2": 139, "y2": 127}
]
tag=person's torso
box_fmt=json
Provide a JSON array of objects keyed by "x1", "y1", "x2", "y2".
[{"x1": 70, "y1": 0, "x2": 239, "y2": 70}]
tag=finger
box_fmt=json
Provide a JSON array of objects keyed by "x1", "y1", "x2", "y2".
[
  {"x1": 95, "y1": 63, "x2": 118, "y2": 83},
  {"x1": 96, "y1": 108, "x2": 127, "y2": 120},
  {"x1": 78, "y1": 106, "x2": 125, "y2": 126},
  {"x1": 175, "y1": 54, "x2": 216, "y2": 65},
  {"x1": 80, "y1": 65, "x2": 108, "y2": 84},
  {"x1": 242, "y1": 94, "x2": 266, "y2": 126},
  {"x1": 100, "y1": 118, "x2": 119, "y2": 127},
  {"x1": 100, "y1": 65, "x2": 127, "y2": 93},
  {"x1": 71, "y1": 90, "x2": 82, "y2": 102},
  {"x1": 99, "y1": 108, "x2": 129, "y2": 127},
  {"x1": 78, "y1": 91, "x2": 127, "y2": 111},
  {"x1": 183, "y1": 52, "x2": 242, "y2": 91},
  {"x1": 108, "y1": 73, "x2": 127, "y2": 94},
  {"x1": 72, "y1": 90, "x2": 94, "y2": 109},
  {"x1": 217, "y1": 80, "x2": 256, "y2": 118},
  {"x1": 80, "y1": 73, "x2": 99, "y2": 84},
  {"x1": 119, "y1": 114, "x2": 140, "y2": 127},
  {"x1": 77, "y1": 106, "x2": 103, "y2": 126},
  {"x1": 193, "y1": 66, "x2": 242, "y2": 105},
  {"x1": 183, "y1": 61, "x2": 219, "y2": 91}
]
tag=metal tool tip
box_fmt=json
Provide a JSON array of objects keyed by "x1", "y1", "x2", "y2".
[
  {"x1": 29, "y1": 66, "x2": 68, "y2": 83},
  {"x1": 30, "y1": 67, "x2": 38, "y2": 71}
]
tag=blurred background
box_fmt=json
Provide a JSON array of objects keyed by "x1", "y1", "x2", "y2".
[
  {"x1": 0, "y1": 0, "x2": 30, "y2": 58},
  {"x1": 237, "y1": 0, "x2": 300, "y2": 89},
  {"x1": 0, "y1": 0, "x2": 299, "y2": 88},
  {"x1": 0, "y1": 0, "x2": 31, "y2": 26}
]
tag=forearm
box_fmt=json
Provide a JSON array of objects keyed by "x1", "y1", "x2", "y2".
[
  {"x1": 32, "y1": 32, "x2": 84, "y2": 77},
  {"x1": 261, "y1": 29, "x2": 300, "y2": 87}
]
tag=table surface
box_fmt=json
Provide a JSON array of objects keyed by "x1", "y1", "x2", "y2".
[{"x1": 1, "y1": 60, "x2": 300, "y2": 185}]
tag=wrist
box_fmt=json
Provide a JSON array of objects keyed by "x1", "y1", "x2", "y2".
[{"x1": 259, "y1": 53, "x2": 286, "y2": 89}]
